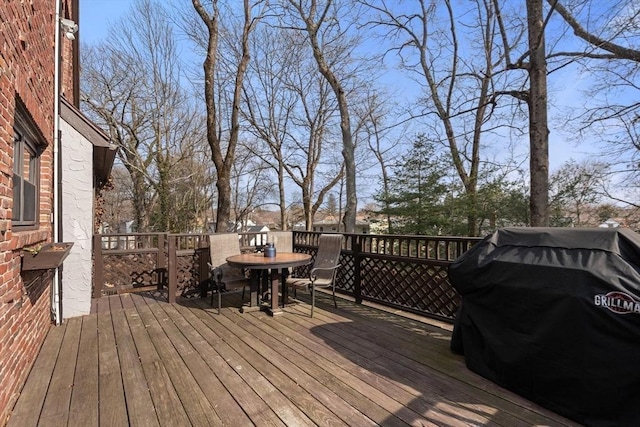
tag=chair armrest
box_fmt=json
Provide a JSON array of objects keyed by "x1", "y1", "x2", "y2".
[
  {"x1": 207, "y1": 262, "x2": 224, "y2": 282},
  {"x1": 310, "y1": 264, "x2": 341, "y2": 281}
]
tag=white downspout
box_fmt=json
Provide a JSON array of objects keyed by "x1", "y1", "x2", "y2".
[{"x1": 52, "y1": 0, "x2": 62, "y2": 325}]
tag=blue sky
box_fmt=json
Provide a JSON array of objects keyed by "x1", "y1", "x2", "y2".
[
  {"x1": 79, "y1": 0, "x2": 132, "y2": 44},
  {"x1": 78, "y1": 0, "x2": 598, "y2": 174}
]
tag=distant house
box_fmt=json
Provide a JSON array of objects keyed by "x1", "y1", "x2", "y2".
[
  {"x1": 599, "y1": 218, "x2": 620, "y2": 228},
  {"x1": 0, "y1": 1, "x2": 115, "y2": 421},
  {"x1": 245, "y1": 225, "x2": 270, "y2": 246},
  {"x1": 312, "y1": 215, "x2": 370, "y2": 234},
  {"x1": 246, "y1": 225, "x2": 270, "y2": 234},
  {"x1": 237, "y1": 218, "x2": 257, "y2": 230}
]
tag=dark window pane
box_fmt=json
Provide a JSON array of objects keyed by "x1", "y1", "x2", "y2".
[
  {"x1": 23, "y1": 181, "x2": 36, "y2": 222},
  {"x1": 23, "y1": 146, "x2": 31, "y2": 182},
  {"x1": 12, "y1": 101, "x2": 42, "y2": 227},
  {"x1": 12, "y1": 174, "x2": 21, "y2": 221}
]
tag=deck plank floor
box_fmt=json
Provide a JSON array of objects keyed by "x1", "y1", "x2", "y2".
[{"x1": 8, "y1": 292, "x2": 580, "y2": 426}]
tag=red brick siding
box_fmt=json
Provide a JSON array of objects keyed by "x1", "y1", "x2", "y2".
[{"x1": 0, "y1": 0, "x2": 76, "y2": 424}]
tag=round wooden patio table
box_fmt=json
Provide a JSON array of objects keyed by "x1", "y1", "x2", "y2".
[{"x1": 226, "y1": 252, "x2": 312, "y2": 315}]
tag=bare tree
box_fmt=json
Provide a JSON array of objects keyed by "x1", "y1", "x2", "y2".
[
  {"x1": 231, "y1": 141, "x2": 275, "y2": 230},
  {"x1": 285, "y1": 59, "x2": 345, "y2": 230},
  {"x1": 190, "y1": 0, "x2": 266, "y2": 232},
  {"x1": 99, "y1": 166, "x2": 133, "y2": 231},
  {"x1": 356, "y1": 90, "x2": 404, "y2": 233},
  {"x1": 362, "y1": 0, "x2": 516, "y2": 235},
  {"x1": 82, "y1": 42, "x2": 152, "y2": 231},
  {"x1": 549, "y1": 159, "x2": 608, "y2": 226},
  {"x1": 549, "y1": 1, "x2": 640, "y2": 62},
  {"x1": 242, "y1": 22, "x2": 345, "y2": 230},
  {"x1": 82, "y1": 0, "x2": 202, "y2": 232},
  {"x1": 526, "y1": 0, "x2": 550, "y2": 226},
  {"x1": 241, "y1": 25, "x2": 298, "y2": 229},
  {"x1": 280, "y1": 0, "x2": 359, "y2": 232},
  {"x1": 544, "y1": 0, "x2": 640, "y2": 205},
  {"x1": 165, "y1": 142, "x2": 216, "y2": 232}
]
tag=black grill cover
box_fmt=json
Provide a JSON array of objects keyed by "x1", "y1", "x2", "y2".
[{"x1": 449, "y1": 227, "x2": 640, "y2": 427}]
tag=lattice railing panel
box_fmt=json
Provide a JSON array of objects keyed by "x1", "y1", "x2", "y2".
[
  {"x1": 292, "y1": 247, "x2": 315, "y2": 278},
  {"x1": 335, "y1": 252, "x2": 355, "y2": 294},
  {"x1": 177, "y1": 250, "x2": 205, "y2": 297},
  {"x1": 95, "y1": 231, "x2": 475, "y2": 322},
  {"x1": 360, "y1": 257, "x2": 460, "y2": 319},
  {"x1": 102, "y1": 253, "x2": 159, "y2": 295}
]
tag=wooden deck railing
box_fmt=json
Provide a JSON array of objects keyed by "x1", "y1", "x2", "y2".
[{"x1": 93, "y1": 231, "x2": 482, "y2": 322}]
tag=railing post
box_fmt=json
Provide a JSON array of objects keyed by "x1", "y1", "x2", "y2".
[
  {"x1": 353, "y1": 234, "x2": 362, "y2": 304},
  {"x1": 167, "y1": 235, "x2": 177, "y2": 303},
  {"x1": 157, "y1": 233, "x2": 166, "y2": 290},
  {"x1": 199, "y1": 236, "x2": 210, "y2": 297},
  {"x1": 92, "y1": 234, "x2": 103, "y2": 299}
]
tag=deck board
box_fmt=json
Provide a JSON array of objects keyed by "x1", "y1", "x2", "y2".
[
  {"x1": 215, "y1": 306, "x2": 374, "y2": 426},
  {"x1": 8, "y1": 292, "x2": 580, "y2": 427},
  {"x1": 37, "y1": 316, "x2": 81, "y2": 427},
  {"x1": 171, "y1": 301, "x2": 295, "y2": 427},
  {"x1": 7, "y1": 324, "x2": 65, "y2": 427},
  {"x1": 307, "y1": 303, "x2": 558, "y2": 425},
  {"x1": 135, "y1": 296, "x2": 222, "y2": 427},
  {"x1": 68, "y1": 314, "x2": 99, "y2": 426},
  {"x1": 230, "y1": 308, "x2": 412, "y2": 427},
  {"x1": 96, "y1": 310, "x2": 128, "y2": 427},
  {"x1": 240, "y1": 307, "x2": 461, "y2": 426},
  {"x1": 200, "y1": 304, "x2": 348, "y2": 426},
  {"x1": 125, "y1": 294, "x2": 191, "y2": 426},
  {"x1": 276, "y1": 303, "x2": 507, "y2": 426},
  {"x1": 313, "y1": 303, "x2": 556, "y2": 425},
  {"x1": 300, "y1": 309, "x2": 510, "y2": 422},
  {"x1": 110, "y1": 304, "x2": 159, "y2": 427}
]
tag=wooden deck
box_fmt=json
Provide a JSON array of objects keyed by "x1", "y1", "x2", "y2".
[{"x1": 7, "y1": 292, "x2": 579, "y2": 426}]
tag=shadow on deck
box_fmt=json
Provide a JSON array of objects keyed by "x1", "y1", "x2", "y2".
[{"x1": 8, "y1": 292, "x2": 579, "y2": 426}]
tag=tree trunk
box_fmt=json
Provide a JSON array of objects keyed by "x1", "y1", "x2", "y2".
[
  {"x1": 131, "y1": 171, "x2": 148, "y2": 231},
  {"x1": 316, "y1": 58, "x2": 356, "y2": 233},
  {"x1": 278, "y1": 167, "x2": 287, "y2": 230},
  {"x1": 527, "y1": 0, "x2": 549, "y2": 226},
  {"x1": 215, "y1": 177, "x2": 231, "y2": 232},
  {"x1": 289, "y1": 0, "x2": 357, "y2": 233},
  {"x1": 193, "y1": 0, "x2": 258, "y2": 233}
]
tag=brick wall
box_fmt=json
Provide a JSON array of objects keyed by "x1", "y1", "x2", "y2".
[{"x1": 0, "y1": 0, "x2": 76, "y2": 424}]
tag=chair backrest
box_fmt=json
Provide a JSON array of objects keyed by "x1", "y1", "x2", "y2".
[
  {"x1": 313, "y1": 234, "x2": 343, "y2": 281},
  {"x1": 268, "y1": 231, "x2": 293, "y2": 252},
  {"x1": 209, "y1": 233, "x2": 241, "y2": 268}
]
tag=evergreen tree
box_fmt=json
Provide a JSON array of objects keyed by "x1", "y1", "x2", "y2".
[{"x1": 374, "y1": 135, "x2": 448, "y2": 235}]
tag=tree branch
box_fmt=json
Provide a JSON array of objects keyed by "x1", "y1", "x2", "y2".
[{"x1": 549, "y1": 0, "x2": 640, "y2": 62}]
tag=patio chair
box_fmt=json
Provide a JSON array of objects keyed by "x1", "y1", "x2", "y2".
[
  {"x1": 286, "y1": 234, "x2": 343, "y2": 317},
  {"x1": 208, "y1": 233, "x2": 250, "y2": 314}
]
